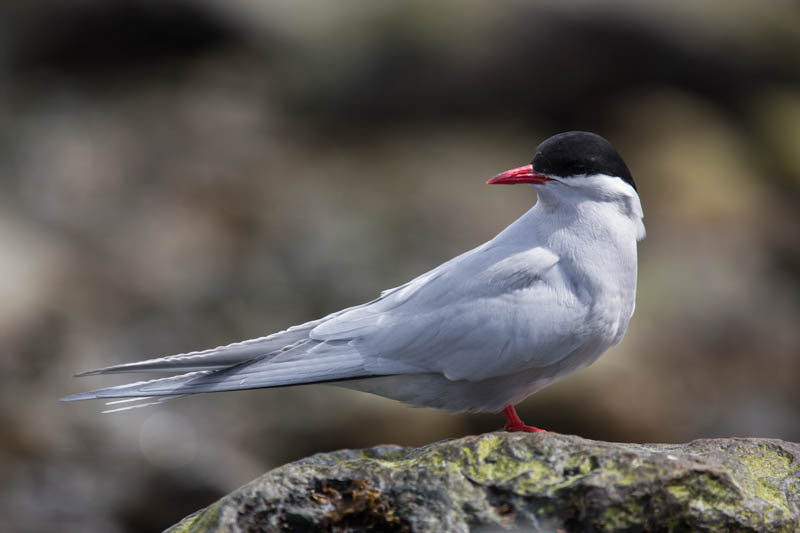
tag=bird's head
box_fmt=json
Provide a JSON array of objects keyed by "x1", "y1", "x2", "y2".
[
  {"x1": 487, "y1": 131, "x2": 637, "y2": 196},
  {"x1": 488, "y1": 131, "x2": 644, "y2": 239}
]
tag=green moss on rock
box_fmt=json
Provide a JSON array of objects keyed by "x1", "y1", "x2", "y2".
[{"x1": 167, "y1": 433, "x2": 800, "y2": 532}]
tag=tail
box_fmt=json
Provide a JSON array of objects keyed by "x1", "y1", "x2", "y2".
[
  {"x1": 60, "y1": 323, "x2": 385, "y2": 409},
  {"x1": 72, "y1": 319, "x2": 326, "y2": 377}
]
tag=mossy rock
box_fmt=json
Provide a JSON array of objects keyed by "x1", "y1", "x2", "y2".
[{"x1": 167, "y1": 432, "x2": 800, "y2": 532}]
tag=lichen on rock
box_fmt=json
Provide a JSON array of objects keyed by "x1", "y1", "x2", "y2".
[{"x1": 167, "y1": 433, "x2": 800, "y2": 532}]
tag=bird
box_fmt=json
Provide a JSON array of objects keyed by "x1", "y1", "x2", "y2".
[{"x1": 61, "y1": 131, "x2": 645, "y2": 432}]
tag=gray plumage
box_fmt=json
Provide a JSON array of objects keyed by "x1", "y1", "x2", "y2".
[{"x1": 62, "y1": 132, "x2": 645, "y2": 416}]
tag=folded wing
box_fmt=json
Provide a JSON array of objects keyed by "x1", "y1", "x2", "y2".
[
  {"x1": 312, "y1": 245, "x2": 590, "y2": 381},
  {"x1": 63, "y1": 242, "x2": 589, "y2": 403}
]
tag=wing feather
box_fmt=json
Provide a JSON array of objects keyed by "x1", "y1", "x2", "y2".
[
  {"x1": 313, "y1": 245, "x2": 589, "y2": 380},
  {"x1": 61, "y1": 340, "x2": 380, "y2": 401},
  {"x1": 73, "y1": 312, "x2": 352, "y2": 376}
]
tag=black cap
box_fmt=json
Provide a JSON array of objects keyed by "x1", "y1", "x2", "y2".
[{"x1": 532, "y1": 131, "x2": 636, "y2": 191}]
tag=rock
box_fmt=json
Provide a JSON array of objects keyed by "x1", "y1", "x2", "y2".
[{"x1": 167, "y1": 432, "x2": 800, "y2": 532}]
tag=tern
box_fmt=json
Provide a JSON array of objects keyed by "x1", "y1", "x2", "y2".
[{"x1": 62, "y1": 131, "x2": 645, "y2": 432}]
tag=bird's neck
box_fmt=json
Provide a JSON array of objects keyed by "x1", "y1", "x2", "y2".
[
  {"x1": 533, "y1": 186, "x2": 645, "y2": 244},
  {"x1": 498, "y1": 190, "x2": 643, "y2": 282}
]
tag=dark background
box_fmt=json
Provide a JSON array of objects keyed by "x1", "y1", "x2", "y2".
[{"x1": 2, "y1": 1, "x2": 799, "y2": 531}]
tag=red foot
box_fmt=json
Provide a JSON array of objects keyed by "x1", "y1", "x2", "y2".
[{"x1": 502, "y1": 405, "x2": 547, "y2": 433}]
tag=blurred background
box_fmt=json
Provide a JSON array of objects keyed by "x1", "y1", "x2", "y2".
[{"x1": 2, "y1": 0, "x2": 799, "y2": 531}]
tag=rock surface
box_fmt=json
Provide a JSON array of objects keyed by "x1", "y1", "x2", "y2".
[{"x1": 168, "y1": 432, "x2": 800, "y2": 532}]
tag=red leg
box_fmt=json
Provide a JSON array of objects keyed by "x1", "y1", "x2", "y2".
[{"x1": 502, "y1": 405, "x2": 546, "y2": 433}]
